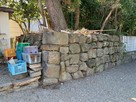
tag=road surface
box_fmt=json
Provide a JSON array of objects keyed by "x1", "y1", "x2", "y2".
[{"x1": 0, "y1": 62, "x2": 136, "y2": 102}]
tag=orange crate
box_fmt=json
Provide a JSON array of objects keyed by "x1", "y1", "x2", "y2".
[{"x1": 4, "y1": 48, "x2": 16, "y2": 58}]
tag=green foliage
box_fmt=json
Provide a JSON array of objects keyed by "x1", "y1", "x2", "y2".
[
  {"x1": 0, "y1": 0, "x2": 41, "y2": 33},
  {"x1": 80, "y1": 0, "x2": 101, "y2": 30},
  {"x1": 120, "y1": 0, "x2": 136, "y2": 35},
  {"x1": 63, "y1": 0, "x2": 136, "y2": 35},
  {"x1": 0, "y1": 0, "x2": 135, "y2": 35}
]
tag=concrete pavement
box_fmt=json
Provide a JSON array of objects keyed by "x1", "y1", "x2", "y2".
[{"x1": 0, "y1": 62, "x2": 136, "y2": 102}]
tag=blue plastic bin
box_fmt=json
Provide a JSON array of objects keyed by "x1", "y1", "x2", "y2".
[
  {"x1": 16, "y1": 51, "x2": 22, "y2": 60},
  {"x1": 8, "y1": 60, "x2": 27, "y2": 75}
]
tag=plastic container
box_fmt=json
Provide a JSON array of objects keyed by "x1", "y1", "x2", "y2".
[
  {"x1": 16, "y1": 51, "x2": 23, "y2": 60},
  {"x1": 8, "y1": 60, "x2": 27, "y2": 75},
  {"x1": 16, "y1": 43, "x2": 30, "y2": 52},
  {"x1": 23, "y1": 46, "x2": 38, "y2": 54},
  {"x1": 4, "y1": 48, "x2": 16, "y2": 58},
  {"x1": 22, "y1": 52, "x2": 41, "y2": 64}
]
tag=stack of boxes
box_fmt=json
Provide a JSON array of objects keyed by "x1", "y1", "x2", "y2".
[
  {"x1": 5, "y1": 42, "x2": 42, "y2": 78},
  {"x1": 22, "y1": 46, "x2": 42, "y2": 78}
]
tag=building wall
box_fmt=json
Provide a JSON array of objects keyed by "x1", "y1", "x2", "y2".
[
  {"x1": 0, "y1": 12, "x2": 10, "y2": 51},
  {"x1": 9, "y1": 20, "x2": 23, "y2": 38}
]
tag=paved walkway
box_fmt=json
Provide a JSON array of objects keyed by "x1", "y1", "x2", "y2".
[{"x1": 0, "y1": 62, "x2": 136, "y2": 102}]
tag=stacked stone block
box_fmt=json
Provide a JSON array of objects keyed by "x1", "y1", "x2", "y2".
[{"x1": 41, "y1": 31, "x2": 123, "y2": 86}]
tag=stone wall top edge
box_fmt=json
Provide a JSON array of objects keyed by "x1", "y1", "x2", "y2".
[{"x1": 43, "y1": 31, "x2": 122, "y2": 37}]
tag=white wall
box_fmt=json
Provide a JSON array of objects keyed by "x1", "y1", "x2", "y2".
[
  {"x1": 0, "y1": 12, "x2": 10, "y2": 51},
  {"x1": 123, "y1": 36, "x2": 136, "y2": 52}
]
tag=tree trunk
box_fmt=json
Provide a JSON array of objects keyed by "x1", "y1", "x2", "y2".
[
  {"x1": 74, "y1": 7, "x2": 80, "y2": 30},
  {"x1": 27, "y1": 17, "x2": 31, "y2": 33},
  {"x1": 37, "y1": 0, "x2": 48, "y2": 28},
  {"x1": 46, "y1": 0, "x2": 67, "y2": 31},
  {"x1": 114, "y1": 8, "x2": 118, "y2": 31},
  {"x1": 100, "y1": 0, "x2": 120, "y2": 33}
]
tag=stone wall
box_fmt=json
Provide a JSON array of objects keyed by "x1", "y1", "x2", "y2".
[
  {"x1": 122, "y1": 51, "x2": 136, "y2": 63},
  {"x1": 41, "y1": 31, "x2": 125, "y2": 86}
]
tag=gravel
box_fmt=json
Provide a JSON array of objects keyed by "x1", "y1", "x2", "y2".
[{"x1": 0, "y1": 62, "x2": 136, "y2": 102}]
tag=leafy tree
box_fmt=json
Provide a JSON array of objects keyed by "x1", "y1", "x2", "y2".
[
  {"x1": 61, "y1": 0, "x2": 81, "y2": 30},
  {"x1": 0, "y1": 0, "x2": 40, "y2": 33},
  {"x1": 120, "y1": 0, "x2": 136, "y2": 35}
]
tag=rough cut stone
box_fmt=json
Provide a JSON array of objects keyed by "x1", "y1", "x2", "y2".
[
  {"x1": 108, "y1": 35, "x2": 113, "y2": 41},
  {"x1": 42, "y1": 51, "x2": 49, "y2": 62},
  {"x1": 109, "y1": 42, "x2": 114, "y2": 47},
  {"x1": 60, "y1": 62, "x2": 65, "y2": 73},
  {"x1": 103, "y1": 34, "x2": 108, "y2": 41},
  {"x1": 66, "y1": 65, "x2": 79, "y2": 73},
  {"x1": 29, "y1": 71, "x2": 41, "y2": 78},
  {"x1": 69, "y1": 54, "x2": 80, "y2": 64},
  {"x1": 116, "y1": 60, "x2": 122, "y2": 65},
  {"x1": 61, "y1": 54, "x2": 69, "y2": 61},
  {"x1": 43, "y1": 78, "x2": 58, "y2": 86},
  {"x1": 60, "y1": 47, "x2": 69, "y2": 54},
  {"x1": 104, "y1": 47, "x2": 109, "y2": 55},
  {"x1": 112, "y1": 54, "x2": 118, "y2": 61},
  {"x1": 79, "y1": 62, "x2": 88, "y2": 71},
  {"x1": 69, "y1": 34, "x2": 79, "y2": 43},
  {"x1": 80, "y1": 43, "x2": 89, "y2": 52},
  {"x1": 59, "y1": 72, "x2": 72, "y2": 82},
  {"x1": 88, "y1": 49, "x2": 96, "y2": 58},
  {"x1": 97, "y1": 34, "x2": 103, "y2": 41},
  {"x1": 79, "y1": 35, "x2": 87, "y2": 43},
  {"x1": 44, "y1": 64, "x2": 60, "y2": 78},
  {"x1": 48, "y1": 52, "x2": 60, "y2": 64},
  {"x1": 103, "y1": 41, "x2": 109, "y2": 47},
  {"x1": 42, "y1": 32, "x2": 68, "y2": 45},
  {"x1": 41, "y1": 45, "x2": 59, "y2": 51},
  {"x1": 114, "y1": 47, "x2": 118, "y2": 53},
  {"x1": 114, "y1": 42, "x2": 119, "y2": 47},
  {"x1": 80, "y1": 53, "x2": 88, "y2": 61},
  {"x1": 91, "y1": 43, "x2": 97, "y2": 49},
  {"x1": 96, "y1": 64, "x2": 104, "y2": 73},
  {"x1": 65, "y1": 60, "x2": 70, "y2": 67},
  {"x1": 97, "y1": 49, "x2": 104, "y2": 57},
  {"x1": 69, "y1": 44, "x2": 80, "y2": 53},
  {"x1": 112, "y1": 35, "x2": 120, "y2": 42},
  {"x1": 72, "y1": 71, "x2": 84, "y2": 79},
  {"x1": 86, "y1": 35, "x2": 92, "y2": 43},
  {"x1": 109, "y1": 47, "x2": 114, "y2": 54},
  {"x1": 103, "y1": 55, "x2": 110, "y2": 63},
  {"x1": 86, "y1": 59, "x2": 96, "y2": 68},
  {"x1": 86, "y1": 68, "x2": 94, "y2": 76},
  {"x1": 119, "y1": 36, "x2": 123, "y2": 42},
  {"x1": 96, "y1": 57, "x2": 104, "y2": 66},
  {"x1": 97, "y1": 42, "x2": 103, "y2": 48},
  {"x1": 92, "y1": 34, "x2": 97, "y2": 42},
  {"x1": 104, "y1": 63, "x2": 109, "y2": 69}
]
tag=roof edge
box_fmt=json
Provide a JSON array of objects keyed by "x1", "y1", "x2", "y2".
[{"x1": 0, "y1": 7, "x2": 14, "y2": 13}]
